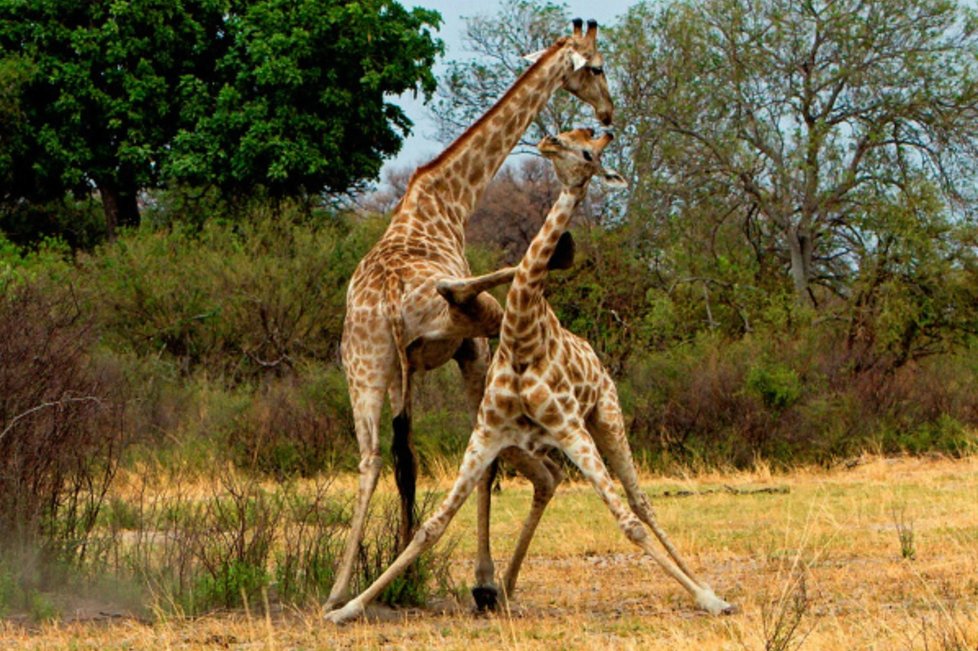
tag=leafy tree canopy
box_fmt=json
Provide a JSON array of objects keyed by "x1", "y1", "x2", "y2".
[
  {"x1": 0, "y1": 0, "x2": 442, "y2": 241},
  {"x1": 611, "y1": 0, "x2": 978, "y2": 305}
]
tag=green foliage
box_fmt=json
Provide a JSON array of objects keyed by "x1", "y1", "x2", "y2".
[
  {"x1": 0, "y1": 232, "x2": 73, "y2": 292},
  {"x1": 616, "y1": 325, "x2": 978, "y2": 469},
  {"x1": 192, "y1": 558, "x2": 269, "y2": 611},
  {"x1": 169, "y1": 0, "x2": 443, "y2": 198},
  {"x1": 226, "y1": 364, "x2": 356, "y2": 477},
  {"x1": 880, "y1": 416, "x2": 977, "y2": 457},
  {"x1": 0, "y1": 0, "x2": 231, "y2": 234},
  {"x1": 610, "y1": 0, "x2": 978, "y2": 309},
  {"x1": 80, "y1": 207, "x2": 378, "y2": 379},
  {"x1": 0, "y1": 0, "x2": 442, "y2": 241},
  {"x1": 745, "y1": 362, "x2": 802, "y2": 411}
]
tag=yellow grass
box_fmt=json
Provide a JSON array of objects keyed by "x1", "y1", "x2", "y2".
[{"x1": 3, "y1": 455, "x2": 978, "y2": 650}]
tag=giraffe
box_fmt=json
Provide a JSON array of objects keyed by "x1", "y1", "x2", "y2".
[
  {"x1": 324, "y1": 128, "x2": 736, "y2": 625},
  {"x1": 327, "y1": 19, "x2": 615, "y2": 611}
]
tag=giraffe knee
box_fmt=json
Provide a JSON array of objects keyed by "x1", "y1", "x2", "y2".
[
  {"x1": 413, "y1": 518, "x2": 447, "y2": 546},
  {"x1": 359, "y1": 454, "x2": 383, "y2": 475},
  {"x1": 622, "y1": 518, "x2": 648, "y2": 544}
]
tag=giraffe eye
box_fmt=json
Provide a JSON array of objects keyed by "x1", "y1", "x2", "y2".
[{"x1": 582, "y1": 150, "x2": 593, "y2": 162}]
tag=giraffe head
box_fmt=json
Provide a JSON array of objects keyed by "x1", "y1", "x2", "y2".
[
  {"x1": 525, "y1": 19, "x2": 615, "y2": 126},
  {"x1": 538, "y1": 128, "x2": 627, "y2": 191}
]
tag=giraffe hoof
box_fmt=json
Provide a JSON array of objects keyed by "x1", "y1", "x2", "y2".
[
  {"x1": 471, "y1": 585, "x2": 499, "y2": 612},
  {"x1": 696, "y1": 587, "x2": 737, "y2": 615},
  {"x1": 324, "y1": 600, "x2": 365, "y2": 625}
]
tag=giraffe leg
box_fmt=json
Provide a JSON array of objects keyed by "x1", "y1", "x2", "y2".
[
  {"x1": 324, "y1": 379, "x2": 386, "y2": 611},
  {"x1": 558, "y1": 424, "x2": 735, "y2": 615},
  {"x1": 589, "y1": 384, "x2": 703, "y2": 587},
  {"x1": 325, "y1": 430, "x2": 503, "y2": 625},
  {"x1": 436, "y1": 234, "x2": 574, "y2": 305},
  {"x1": 499, "y1": 450, "x2": 562, "y2": 599},
  {"x1": 472, "y1": 459, "x2": 500, "y2": 611},
  {"x1": 453, "y1": 338, "x2": 500, "y2": 610},
  {"x1": 436, "y1": 267, "x2": 518, "y2": 305}
]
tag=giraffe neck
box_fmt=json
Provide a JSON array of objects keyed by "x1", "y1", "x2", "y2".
[
  {"x1": 501, "y1": 186, "x2": 584, "y2": 359},
  {"x1": 399, "y1": 42, "x2": 574, "y2": 233}
]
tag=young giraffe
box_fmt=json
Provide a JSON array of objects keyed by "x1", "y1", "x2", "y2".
[
  {"x1": 328, "y1": 19, "x2": 615, "y2": 611},
  {"x1": 325, "y1": 129, "x2": 735, "y2": 625}
]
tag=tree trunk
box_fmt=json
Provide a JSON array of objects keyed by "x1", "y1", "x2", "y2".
[
  {"x1": 787, "y1": 223, "x2": 815, "y2": 306},
  {"x1": 98, "y1": 180, "x2": 140, "y2": 241}
]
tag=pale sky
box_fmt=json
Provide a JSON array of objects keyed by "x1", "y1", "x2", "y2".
[{"x1": 384, "y1": 0, "x2": 641, "y2": 175}]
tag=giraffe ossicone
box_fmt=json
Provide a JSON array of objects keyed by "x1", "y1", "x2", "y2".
[{"x1": 324, "y1": 128, "x2": 736, "y2": 625}]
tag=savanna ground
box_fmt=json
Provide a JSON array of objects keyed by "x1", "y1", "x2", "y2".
[{"x1": 2, "y1": 455, "x2": 976, "y2": 650}]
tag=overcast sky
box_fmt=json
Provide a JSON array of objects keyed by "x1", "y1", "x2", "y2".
[{"x1": 383, "y1": 1, "x2": 640, "y2": 175}]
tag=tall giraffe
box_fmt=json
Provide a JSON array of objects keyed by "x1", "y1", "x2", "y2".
[
  {"x1": 328, "y1": 19, "x2": 614, "y2": 611},
  {"x1": 325, "y1": 129, "x2": 736, "y2": 625}
]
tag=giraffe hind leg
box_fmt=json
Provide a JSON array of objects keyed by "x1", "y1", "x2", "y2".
[
  {"x1": 472, "y1": 459, "x2": 500, "y2": 612},
  {"x1": 589, "y1": 390, "x2": 703, "y2": 586},
  {"x1": 324, "y1": 380, "x2": 385, "y2": 611},
  {"x1": 559, "y1": 422, "x2": 735, "y2": 615},
  {"x1": 452, "y1": 337, "x2": 502, "y2": 610},
  {"x1": 499, "y1": 450, "x2": 562, "y2": 599}
]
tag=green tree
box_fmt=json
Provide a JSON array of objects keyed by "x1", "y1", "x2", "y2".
[
  {"x1": 0, "y1": 0, "x2": 229, "y2": 238},
  {"x1": 167, "y1": 0, "x2": 442, "y2": 199},
  {"x1": 0, "y1": 0, "x2": 442, "y2": 241},
  {"x1": 611, "y1": 0, "x2": 978, "y2": 307}
]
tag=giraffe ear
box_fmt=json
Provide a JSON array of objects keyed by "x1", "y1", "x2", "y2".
[
  {"x1": 599, "y1": 167, "x2": 628, "y2": 189},
  {"x1": 522, "y1": 49, "x2": 548, "y2": 64},
  {"x1": 570, "y1": 51, "x2": 588, "y2": 71}
]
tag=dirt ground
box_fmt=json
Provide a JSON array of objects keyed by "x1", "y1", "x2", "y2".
[{"x1": 2, "y1": 455, "x2": 977, "y2": 650}]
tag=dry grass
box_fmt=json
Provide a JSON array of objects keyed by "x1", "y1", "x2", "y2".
[{"x1": 3, "y1": 455, "x2": 978, "y2": 650}]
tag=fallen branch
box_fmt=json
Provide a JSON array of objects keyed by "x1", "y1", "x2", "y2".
[{"x1": 656, "y1": 485, "x2": 790, "y2": 498}]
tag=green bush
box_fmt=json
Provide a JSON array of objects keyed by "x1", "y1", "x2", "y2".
[
  {"x1": 79, "y1": 209, "x2": 384, "y2": 381},
  {"x1": 745, "y1": 362, "x2": 802, "y2": 411},
  {"x1": 226, "y1": 363, "x2": 355, "y2": 477},
  {"x1": 880, "y1": 415, "x2": 977, "y2": 457}
]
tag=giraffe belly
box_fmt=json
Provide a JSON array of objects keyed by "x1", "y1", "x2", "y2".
[{"x1": 407, "y1": 336, "x2": 463, "y2": 371}]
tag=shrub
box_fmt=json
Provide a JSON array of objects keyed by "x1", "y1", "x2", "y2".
[
  {"x1": 745, "y1": 362, "x2": 802, "y2": 411},
  {"x1": 0, "y1": 280, "x2": 130, "y2": 567},
  {"x1": 226, "y1": 363, "x2": 355, "y2": 477},
  {"x1": 79, "y1": 210, "x2": 383, "y2": 381},
  {"x1": 355, "y1": 493, "x2": 459, "y2": 607},
  {"x1": 620, "y1": 327, "x2": 978, "y2": 469}
]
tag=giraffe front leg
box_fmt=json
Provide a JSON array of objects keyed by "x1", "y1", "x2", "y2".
[
  {"x1": 436, "y1": 267, "x2": 518, "y2": 305},
  {"x1": 325, "y1": 430, "x2": 503, "y2": 625}
]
